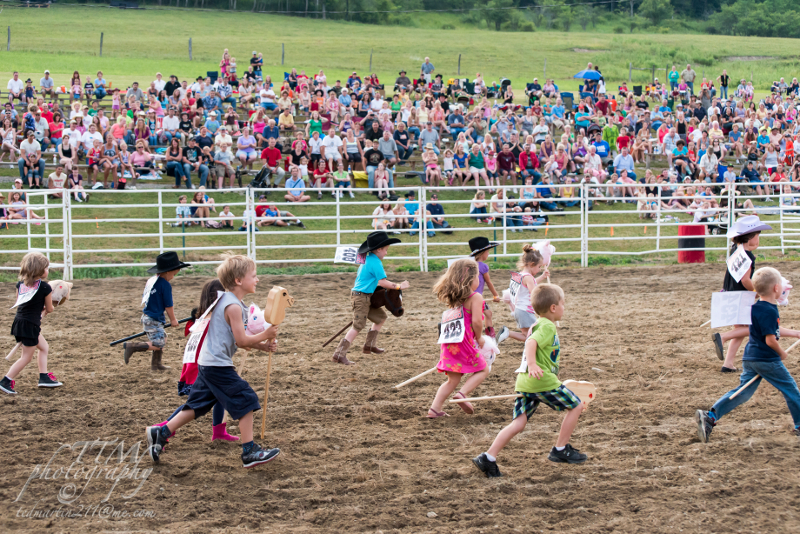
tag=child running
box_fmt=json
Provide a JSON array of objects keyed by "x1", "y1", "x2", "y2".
[
  {"x1": 473, "y1": 283, "x2": 587, "y2": 478},
  {"x1": 500, "y1": 244, "x2": 550, "y2": 344},
  {"x1": 427, "y1": 258, "x2": 490, "y2": 418},
  {"x1": 0, "y1": 252, "x2": 62, "y2": 394},
  {"x1": 146, "y1": 253, "x2": 281, "y2": 468},
  {"x1": 151, "y1": 279, "x2": 240, "y2": 443},
  {"x1": 712, "y1": 216, "x2": 772, "y2": 373},
  {"x1": 468, "y1": 237, "x2": 503, "y2": 339},
  {"x1": 123, "y1": 251, "x2": 189, "y2": 371},
  {"x1": 697, "y1": 267, "x2": 800, "y2": 442}
]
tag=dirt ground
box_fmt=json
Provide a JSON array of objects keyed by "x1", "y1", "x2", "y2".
[{"x1": 2, "y1": 263, "x2": 800, "y2": 533}]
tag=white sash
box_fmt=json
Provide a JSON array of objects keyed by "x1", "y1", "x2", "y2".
[
  {"x1": 141, "y1": 275, "x2": 158, "y2": 307},
  {"x1": 438, "y1": 307, "x2": 466, "y2": 345},
  {"x1": 182, "y1": 295, "x2": 221, "y2": 364},
  {"x1": 11, "y1": 280, "x2": 41, "y2": 309}
]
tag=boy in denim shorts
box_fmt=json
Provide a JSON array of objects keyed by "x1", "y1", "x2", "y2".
[
  {"x1": 473, "y1": 283, "x2": 588, "y2": 478},
  {"x1": 123, "y1": 251, "x2": 189, "y2": 371},
  {"x1": 331, "y1": 231, "x2": 410, "y2": 365}
]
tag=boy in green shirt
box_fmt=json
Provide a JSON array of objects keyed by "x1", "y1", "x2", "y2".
[{"x1": 473, "y1": 283, "x2": 587, "y2": 478}]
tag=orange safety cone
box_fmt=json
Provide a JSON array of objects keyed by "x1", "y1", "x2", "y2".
[{"x1": 96, "y1": 217, "x2": 99, "y2": 229}]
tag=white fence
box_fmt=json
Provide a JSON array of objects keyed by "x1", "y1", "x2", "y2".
[{"x1": 1, "y1": 182, "x2": 798, "y2": 280}]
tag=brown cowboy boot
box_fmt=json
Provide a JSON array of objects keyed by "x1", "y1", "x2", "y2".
[
  {"x1": 123, "y1": 342, "x2": 150, "y2": 364},
  {"x1": 332, "y1": 339, "x2": 354, "y2": 365},
  {"x1": 363, "y1": 330, "x2": 385, "y2": 355},
  {"x1": 151, "y1": 350, "x2": 170, "y2": 371}
]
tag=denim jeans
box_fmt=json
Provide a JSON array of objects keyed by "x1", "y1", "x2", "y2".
[
  {"x1": 687, "y1": 81, "x2": 694, "y2": 95},
  {"x1": 222, "y1": 96, "x2": 237, "y2": 110},
  {"x1": 720, "y1": 86, "x2": 728, "y2": 99},
  {"x1": 711, "y1": 360, "x2": 800, "y2": 427},
  {"x1": 409, "y1": 220, "x2": 435, "y2": 237},
  {"x1": 94, "y1": 87, "x2": 107, "y2": 100},
  {"x1": 18, "y1": 157, "x2": 45, "y2": 185},
  {"x1": 449, "y1": 126, "x2": 465, "y2": 137},
  {"x1": 498, "y1": 214, "x2": 523, "y2": 228},
  {"x1": 407, "y1": 126, "x2": 420, "y2": 140},
  {"x1": 670, "y1": 81, "x2": 677, "y2": 92},
  {"x1": 168, "y1": 161, "x2": 191, "y2": 187},
  {"x1": 470, "y1": 206, "x2": 487, "y2": 220},
  {"x1": 184, "y1": 163, "x2": 209, "y2": 187},
  {"x1": 367, "y1": 166, "x2": 395, "y2": 189},
  {"x1": 521, "y1": 169, "x2": 542, "y2": 184},
  {"x1": 397, "y1": 146, "x2": 414, "y2": 161},
  {"x1": 539, "y1": 199, "x2": 558, "y2": 211}
]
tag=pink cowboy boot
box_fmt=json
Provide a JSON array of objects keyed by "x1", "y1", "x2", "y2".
[{"x1": 211, "y1": 422, "x2": 240, "y2": 442}]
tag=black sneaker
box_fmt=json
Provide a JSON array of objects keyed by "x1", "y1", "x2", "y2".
[
  {"x1": 242, "y1": 443, "x2": 281, "y2": 469},
  {"x1": 0, "y1": 376, "x2": 16, "y2": 395},
  {"x1": 298, "y1": 221, "x2": 307, "y2": 229},
  {"x1": 146, "y1": 425, "x2": 170, "y2": 463},
  {"x1": 793, "y1": 427, "x2": 800, "y2": 438},
  {"x1": 695, "y1": 410, "x2": 715, "y2": 443},
  {"x1": 472, "y1": 453, "x2": 503, "y2": 478},
  {"x1": 548, "y1": 444, "x2": 587, "y2": 464},
  {"x1": 38, "y1": 372, "x2": 63, "y2": 388},
  {"x1": 711, "y1": 333, "x2": 724, "y2": 361},
  {"x1": 720, "y1": 366, "x2": 737, "y2": 373}
]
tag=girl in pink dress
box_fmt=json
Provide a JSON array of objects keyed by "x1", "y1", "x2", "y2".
[{"x1": 428, "y1": 258, "x2": 490, "y2": 418}]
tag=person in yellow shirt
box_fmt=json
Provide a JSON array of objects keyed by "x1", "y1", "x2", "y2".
[{"x1": 278, "y1": 108, "x2": 294, "y2": 132}]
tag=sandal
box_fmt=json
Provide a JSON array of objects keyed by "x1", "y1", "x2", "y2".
[
  {"x1": 427, "y1": 409, "x2": 449, "y2": 418},
  {"x1": 721, "y1": 366, "x2": 738, "y2": 373},
  {"x1": 452, "y1": 391, "x2": 475, "y2": 415}
]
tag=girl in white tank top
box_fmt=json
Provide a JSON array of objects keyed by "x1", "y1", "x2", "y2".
[{"x1": 502, "y1": 245, "x2": 550, "y2": 344}]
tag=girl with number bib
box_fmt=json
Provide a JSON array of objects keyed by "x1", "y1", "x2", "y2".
[
  {"x1": 151, "y1": 279, "x2": 239, "y2": 442},
  {"x1": 427, "y1": 258, "x2": 490, "y2": 418},
  {"x1": 501, "y1": 244, "x2": 550, "y2": 344}
]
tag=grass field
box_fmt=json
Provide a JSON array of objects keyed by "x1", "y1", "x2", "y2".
[{"x1": 2, "y1": 5, "x2": 800, "y2": 95}]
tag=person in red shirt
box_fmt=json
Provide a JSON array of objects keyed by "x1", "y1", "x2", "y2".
[
  {"x1": 258, "y1": 137, "x2": 286, "y2": 186},
  {"x1": 497, "y1": 143, "x2": 518, "y2": 188},
  {"x1": 519, "y1": 146, "x2": 542, "y2": 183},
  {"x1": 312, "y1": 159, "x2": 334, "y2": 200},
  {"x1": 594, "y1": 94, "x2": 609, "y2": 116},
  {"x1": 616, "y1": 127, "x2": 632, "y2": 151}
]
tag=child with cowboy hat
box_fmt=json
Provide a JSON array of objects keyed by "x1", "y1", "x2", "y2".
[
  {"x1": 332, "y1": 231, "x2": 410, "y2": 365},
  {"x1": 123, "y1": 251, "x2": 190, "y2": 371},
  {"x1": 468, "y1": 237, "x2": 504, "y2": 340}
]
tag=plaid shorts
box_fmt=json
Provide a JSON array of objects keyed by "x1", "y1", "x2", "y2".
[
  {"x1": 141, "y1": 314, "x2": 167, "y2": 348},
  {"x1": 512, "y1": 385, "x2": 581, "y2": 420}
]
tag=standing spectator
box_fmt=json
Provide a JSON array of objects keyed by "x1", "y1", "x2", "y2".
[
  {"x1": 498, "y1": 143, "x2": 518, "y2": 190},
  {"x1": 681, "y1": 64, "x2": 697, "y2": 96},
  {"x1": 716, "y1": 69, "x2": 730, "y2": 100},
  {"x1": 668, "y1": 65, "x2": 680, "y2": 93},
  {"x1": 420, "y1": 57, "x2": 435, "y2": 84}
]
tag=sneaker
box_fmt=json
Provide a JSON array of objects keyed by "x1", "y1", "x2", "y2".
[
  {"x1": 547, "y1": 444, "x2": 587, "y2": 464},
  {"x1": 695, "y1": 410, "x2": 715, "y2": 443},
  {"x1": 711, "y1": 333, "x2": 724, "y2": 361},
  {"x1": 38, "y1": 372, "x2": 63, "y2": 388},
  {"x1": 793, "y1": 427, "x2": 800, "y2": 438},
  {"x1": 242, "y1": 443, "x2": 281, "y2": 468},
  {"x1": 317, "y1": 192, "x2": 322, "y2": 200},
  {"x1": 497, "y1": 326, "x2": 510, "y2": 344},
  {"x1": 331, "y1": 191, "x2": 336, "y2": 197},
  {"x1": 146, "y1": 425, "x2": 170, "y2": 462},
  {"x1": 472, "y1": 453, "x2": 503, "y2": 478},
  {"x1": 0, "y1": 376, "x2": 16, "y2": 395},
  {"x1": 349, "y1": 192, "x2": 355, "y2": 198},
  {"x1": 298, "y1": 221, "x2": 307, "y2": 229}
]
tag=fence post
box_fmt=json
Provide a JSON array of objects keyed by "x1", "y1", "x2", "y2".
[
  {"x1": 335, "y1": 191, "x2": 340, "y2": 245},
  {"x1": 281, "y1": 43, "x2": 284, "y2": 66},
  {"x1": 64, "y1": 191, "x2": 72, "y2": 280},
  {"x1": 726, "y1": 185, "x2": 734, "y2": 259},
  {"x1": 158, "y1": 191, "x2": 164, "y2": 254},
  {"x1": 189, "y1": 38, "x2": 192, "y2": 61},
  {"x1": 780, "y1": 188, "x2": 785, "y2": 255},
  {"x1": 581, "y1": 184, "x2": 586, "y2": 267},
  {"x1": 656, "y1": 184, "x2": 661, "y2": 252},
  {"x1": 629, "y1": 62, "x2": 632, "y2": 83},
  {"x1": 44, "y1": 194, "x2": 50, "y2": 262},
  {"x1": 99, "y1": 32, "x2": 103, "y2": 57},
  {"x1": 651, "y1": 66, "x2": 655, "y2": 84},
  {"x1": 502, "y1": 188, "x2": 507, "y2": 257},
  {"x1": 369, "y1": 49, "x2": 373, "y2": 72},
  {"x1": 248, "y1": 188, "x2": 256, "y2": 261},
  {"x1": 7, "y1": 27, "x2": 10, "y2": 52},
  {"x1": 457, "y1": 53, "x2": 461, "y2": 76}
]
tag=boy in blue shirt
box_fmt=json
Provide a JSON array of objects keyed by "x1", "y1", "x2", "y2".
[
  {"x1": 123, "y1": 251, "x2": 189, "y2": 371},
  {"x1": 697, "y1": 267, "x2": 800, "y2": 442},
  {"x1": 332, "y1": 231, "x2": 410, "y2": 365}
]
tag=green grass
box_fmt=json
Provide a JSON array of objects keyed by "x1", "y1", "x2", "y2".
[{"x1": 1, "y1": 5, "x2": 800, "y2": 96}]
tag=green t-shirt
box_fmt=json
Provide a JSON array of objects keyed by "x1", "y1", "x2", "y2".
[
  {"x1": 515, "y1": 318, "x2": 561, "y2": 393},
  {"x1": 391, "y1": 101, "x2": 402, "y2": 112},
  {"x1": 309, "y1": 119, "x2": 323, "y2": 135},
  {"x1": 668, "y1": 70, "x2": 680, "y2": 84}
]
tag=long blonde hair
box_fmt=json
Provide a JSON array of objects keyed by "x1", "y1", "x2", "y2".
[
  {"x1": 433, "y1": 258, "x2": 478, "y2": 308},
  {"x1": 19, "y1": 251, "x2": 49, "y2": 286}
]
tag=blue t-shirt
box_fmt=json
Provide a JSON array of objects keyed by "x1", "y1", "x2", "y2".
[
  {"x1": 743, "y1": 301, "x2": 781, "y2": 362},
  {"x1": 143, "y1": 276, "x2": 174, "y2": 323},
  {"x1": 593, "y1": 141, "x2": 610, "y2": 158},
  {"x1": 353, "y1": 253, "x2": 387, "y2": 294},
  {"x1": 406, "y1": 201, "x2": 419, "y2": 216}
]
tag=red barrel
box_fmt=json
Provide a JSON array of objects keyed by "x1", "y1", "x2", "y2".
[{"x1": 678, "y1": 224, "x2": 706, "y2": 263}]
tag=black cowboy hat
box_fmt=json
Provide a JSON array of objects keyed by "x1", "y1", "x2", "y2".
[
  {"x1": 468, "y1": 236, "x2": 499, "y2": 257},
  {"x1": 147, "y1": 251, "x2": 191, "y2": 274},
  {"x1": 399, "y1": 70, "x2": 406, "y2": 75},
  {"x1": 358, "y1": 231, "x2": 401, "y2": 255}
]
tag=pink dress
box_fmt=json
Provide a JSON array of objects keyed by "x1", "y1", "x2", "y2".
[{"x1": 437, "y1": 292, "x2": 487, "y2": 374}]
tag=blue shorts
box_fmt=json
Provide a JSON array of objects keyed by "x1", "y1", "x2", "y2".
[
  {"x1": 513, "y1": 385, "x2": 581, "y2": 420},
  {"x1": 184, "y1": 365, "x2": 260, "y2": 421}
]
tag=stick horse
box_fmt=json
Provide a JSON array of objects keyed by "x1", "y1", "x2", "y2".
[{"x1": 322, "y1": 288, "x2": 405, "y2": 348}]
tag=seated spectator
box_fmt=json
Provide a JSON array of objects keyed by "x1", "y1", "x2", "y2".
[
  {"x1": 18, "y1": 130, "x2": 45, "y2": 188},
  {"x1": 613, "y1": 146, "x2": 637, "y2": 181},
  {"x1": 7, "y1": 191, "x2": 44, "y2": 222},
  {"x1": 191, "y1": 191, "x2": 211, "y2": 227},
  {"x1": 213, "y1": 142, "x2": 236, "y2": 189},
  {"x1": 391, "y1": 199, "x2": 410, "y2": 230},
  {"x1": 491, "y1": 188, "x2": 523, "y2": 232},
  {"x1": 284, "y1": 166, "x2": 310, "y2": 203},
  {"x1": 259, "y1": 137, "x2": 286, "y2": 186},
  {"x1": 372, "y1": 201, "x2": 396, "y2": 231},
  {"x1": 331, "y1": 160, "x2": 354, "y2": 198},
  {"x1": 47, "y1": 164, "x2": 67, "y2": 199}
]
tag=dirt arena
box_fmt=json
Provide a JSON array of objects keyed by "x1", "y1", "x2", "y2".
[{"x1": 2, "y1": 263, "x2": 800, "y2": 533}]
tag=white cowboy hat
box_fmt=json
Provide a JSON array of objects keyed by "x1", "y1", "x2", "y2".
[{"x1": 727, "y1": 215, "x2": 772, "y2": 238}]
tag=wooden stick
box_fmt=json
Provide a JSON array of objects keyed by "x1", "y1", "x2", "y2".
[
  {"x1": 322, "y1": 321, "x2": 353, "y2": 348},
  {"x1": 450, "y1": 393, "x2": 522, "y2": 403},
  {"x1": 729, "y1": 338, "x2": 800, "y2": 400},
  {"x1": 5, "y1": 342, "x2": 21, "y2": 360},
  {"x1": 700, "y1": 319, "x2": 712, "y2": 328},
  {"x1": 260, "y1": 350, "x2": 274, "y2": 440},
  {"x1": 393, "y1": 367, "x2": 436, "y2": 388}
]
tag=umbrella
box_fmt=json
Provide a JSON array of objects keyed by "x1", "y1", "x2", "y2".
[{"x1": 573, "y1": 69, "x2": 602, "y2": 80}]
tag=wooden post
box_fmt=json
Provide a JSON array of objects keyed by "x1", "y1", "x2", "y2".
[
  {"x1": 281, "y1": 43, "x2": 284, "y2": 66},
  {"x1": 543, "y1": 57, "x2": 547, "y2": 79},
  {"x1": 629, "y1": 62, "x2": 632, "y2": 83},
  {"x1": 651, "y1": 66, "x2": 655, "y2": 84},
  {"x1": 7, "y1": 27, "x2": 10, "y2": 52},
  {"x1": 457, "y1": 53, "x2": 461, "y2": 76},
  {"x1": 260, "y1": 350, "x2": 274, "y2": 439},
  {"x1": 369, "y1": 48, "x2": 373, "y2": 72},
  {"x1": 188, "y1": 38, "x2": 192, "y2": 61},
  {"x1": 99, "y1": 32, "x2": 103, "y2": 57}
]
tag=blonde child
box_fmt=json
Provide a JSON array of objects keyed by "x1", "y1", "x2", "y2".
[
  {"x1": 428, "y1": 258, "x2": 490, "y2": 418},
  {"x1": 473, "y1": 283, "x2": 587, "y2": 478},
  {"x1": 298, "y1": 156, "x2": 310, "y2": 180},
  {"x1": 0, "y1": 252, "x2": 61, "y2": 394},
  {"x1": 468, "y1": 237, "x2": 502, "y2": 339},
  {"x1": 423, "y1": 148, "x2": 441, "y2": 190},
  {"x1": 111, "y1": 88, "x2": 121, "y2": 118},
  {"x1": 500, "y1": 245, "x2": 550, "y2": 344},
  {"x1": 712, "y1": 216, "x2": 772, "y2": 372},
  {"x1": 442, "y1": 149, "x2": 455, "y2": 186},
  {"x1": 485, "y1": 151, "x2": 498, "y2": 190}
]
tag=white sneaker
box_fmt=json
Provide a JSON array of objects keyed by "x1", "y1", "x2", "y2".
[
  {"x1": 349, "y1": 192, "x2": 355, "y2": 198},
  {"x1": 497, "y1": 326, "x2": 510, "y2": 344},
  {"x1": 128, "y1": 186, "x2": 137, "y2": 190},
  {"x1": 513, "y1": 188, "x2": 518, "y2": 194}
]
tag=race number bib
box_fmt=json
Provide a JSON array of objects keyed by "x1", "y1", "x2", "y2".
[
  {"x1": 710, "y1": 291, "x2": 756, "y2": 329},
  {"x1": 11, "y1": 280, "x2": 41, "y2": 309},
  {"x1": 182, "y1": 295, "x2": 221, "y2": 364},
  {"x1": 509, "y1": 272, "x2": 522, "y2": 301},
  {"x1": 726, "y1": 246, "x2": 752, "y2": 283},
  {"x1": 437, "y1": 307, "x2": 466, "y2": 345},
  {"x1": 141, "y1": 275, "x2": 158, "y2": 307},
  {"x1": 334, "y1": 246, "x2": 366, "y2": 265}
]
